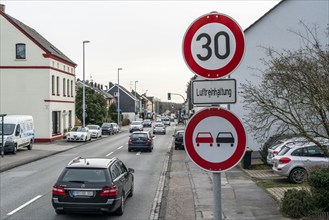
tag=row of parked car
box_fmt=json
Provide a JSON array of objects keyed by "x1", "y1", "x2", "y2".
[
  {"x1": 266, "y1": 137, "x2": 329, "y2": 183},
  {"x1": 66, "y1": 123, "x2": 120, "y2": 142}
]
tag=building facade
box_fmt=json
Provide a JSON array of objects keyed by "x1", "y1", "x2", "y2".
[{"x1": 0, "y1": 5, "x2": 77, "y2": 142}]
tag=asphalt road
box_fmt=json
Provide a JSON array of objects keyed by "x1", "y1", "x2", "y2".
[{"x1": 0, "y1": 126, "x2": 175, "y2": 220}]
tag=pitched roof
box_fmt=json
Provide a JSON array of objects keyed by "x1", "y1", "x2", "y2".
[
  {"x1": 0, "y1": 11, "x2": 76, "y2": 66},
  {"x1": 108, "y1": 84, "x2": 137, "y2": 101}
]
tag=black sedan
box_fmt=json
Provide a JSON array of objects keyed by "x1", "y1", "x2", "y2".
[
  {"x1": 52, "y1": 157, "x2": 134, "y2": 215},
  {"x1": 128, "y1": 131, "x2": 154, "y2": 152},
  {"x1": 173, "y1": 130, "x2": 184, "y2": 150}
]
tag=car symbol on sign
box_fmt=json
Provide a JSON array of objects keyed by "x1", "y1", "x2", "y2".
[
  {"x1": 216, "y1": 132, "x2": 234, "y2": 147},
  {"x1": 196, "y1": 132, "x2": 214, "y2": 147}
]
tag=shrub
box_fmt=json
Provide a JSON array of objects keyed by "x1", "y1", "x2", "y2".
[
  {"x1": 308, "y1": 168, "x2": 329, "y2": 212},
  {"x1": 281, "y1": 189, "x2": 315, "y2": 219},
  {"x1": 122, "y1": 118, "x2": 130, "y2": 126}
]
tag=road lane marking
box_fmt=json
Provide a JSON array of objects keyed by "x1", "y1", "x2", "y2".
[
  {"x1": 136, "y1": 152, "x2": 141, "y2": 156},
  {"x1": 117, "y1": 145, "x2": 123, "y2": 149},
  {"x1": 106, "y1": 152, "x2": 114, "y2": 157},
  {"x1": 7, "y1": 195, "x2": 42, "y2": 216}
]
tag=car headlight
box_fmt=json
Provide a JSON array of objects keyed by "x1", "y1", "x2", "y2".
[
  {"x1": 6, "y1": 136, "x2": 14, "y2": 142},
  {"x1": 81, "y1": 134, "x2": 85, "y2": 138}
]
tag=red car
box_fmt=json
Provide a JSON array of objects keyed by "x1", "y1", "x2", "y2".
[{"x1": 196, "y1": 132, "x2": 214, "y2": 147}]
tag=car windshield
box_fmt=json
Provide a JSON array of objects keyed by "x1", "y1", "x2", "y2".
[
  {"x1": 132, "y1": 121, "x2": 142, "y2": 125},
  {"x1": 217, "y1": 132, "x2": 232, "y2": 138},
  {"x1": 177, "y1": 132, "x2": 184, "y2": 138},
  {"x1": 87, "y1": 125, "x2": 98, "y2": 130},
  {"x1": 0, "y1": 124, "x2": 15, "y2": 135},
  {"x1": 61, "y1": 168, "x2": 107, "y2": 183},
  {"x1": 71, "y1": 127, "x2": 86, "y2": 132}
]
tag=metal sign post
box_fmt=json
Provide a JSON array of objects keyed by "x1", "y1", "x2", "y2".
[{"x1": 182, "y1": 11, "x2": 245, "y2": 219}]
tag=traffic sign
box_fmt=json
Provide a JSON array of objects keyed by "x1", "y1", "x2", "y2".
[
  {"x1": 191, "y1": 79, "x2": 236, "y2": 105},
  {"x1": 184, "y1": 108, "x2": 246, "y2": 172},
  {"x1": 183, "y1": 12, "x2": 245, "y2": 79}
]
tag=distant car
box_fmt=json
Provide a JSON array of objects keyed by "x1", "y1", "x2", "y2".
[
  {"x1": 87, "y1": 125, "x2": 102, "y2": 138},
  {"x1": 128, "y1": 131, "x2": 154, "y2": 152},
  {"x1": 153, "y1": 123, "x2": 166, "y2": 134},
  {"x1": 173, "y1": 130, "x2": 184, "y2": 150},
  {"x1": 143, "y1": 119, "x2": 152, "y2": 127},
  {"x1": 162, "y1": 117, "x2": 170, "y2": 126},
  {"x1": 101, "y1": 123, "x2": 114, "y2": 135},
  {"x1": 129, "y1": 121, "x2": 143, "y2": 133},
  {"x1": 216, "y1": 132, "x2": 234, "y2": 147},
  {"x1": 67, "y1": 126, "x2": 91, "y2": 142},
  {"x1": 155, "y1": 118, "x2": 162, "y2": 123},
  {"x1": 52, "y1": 157, "x2": 134, "y2": 215},
  {"x1": 110, "y1": 123, "x2": 119, "y2": 134},
  {"x1": 196, "y1": 132, "x2": 213, "y2": 147},
  {"x1": 272, "y1": 141, "x2": 329, "y2": 183}
]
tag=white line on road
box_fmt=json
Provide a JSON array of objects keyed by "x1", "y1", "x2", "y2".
[
  {"x1": 106, "y1": 152, "x2": 114, "y2": 157},
  {"x1": 117, "y1": 146, "x2": 123, "y2": 149},
  {"x1": 136, "y1": 152, "x2": 141, "y2": 156},
  {"x1": 7, "y1": 195, "x2": 42, "y2": 216}
]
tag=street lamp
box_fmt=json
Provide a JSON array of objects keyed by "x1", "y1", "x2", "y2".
[
  {"x1": 117, "y1": 68, "x2": 122, "y2": 127},
  {"x1": 134, "y1": 81, "x2": 138, "y2": 120},
  {"x1": 82, "y1": 40, "x2": 90, "y2": 127}
]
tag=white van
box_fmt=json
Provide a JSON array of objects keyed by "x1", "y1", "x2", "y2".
[{"x1": 0, "y1": 115, "x2": 35, "y2": 154}]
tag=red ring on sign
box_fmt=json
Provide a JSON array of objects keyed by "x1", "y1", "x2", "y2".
[
  {"x1": 183, "y1": 13, "x2": 245, "y2": 79},
  {"x1": 184, "y1": 108, "x2": 246, "y2": 172}
]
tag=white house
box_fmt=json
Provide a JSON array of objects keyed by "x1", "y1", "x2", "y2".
[
  {"x1": 231, "y1": 0, "x2": 329, "y2": 150},
  {"x1": 0, "y1": 5, "x2": 77, "y2": 142}
]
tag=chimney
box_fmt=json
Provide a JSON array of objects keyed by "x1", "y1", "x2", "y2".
[{"x1": 0, "y1": 4, "x2": 5, "y2": 13}]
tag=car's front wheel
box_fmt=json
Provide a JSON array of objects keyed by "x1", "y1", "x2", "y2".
[{"x1": 289, "y1": 167, "x2": 307, "y2": 184}]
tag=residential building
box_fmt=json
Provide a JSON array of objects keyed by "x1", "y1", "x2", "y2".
[
  {"x1": 230, "y1": 0, "x2": 329, "y2": 150},
  {"x1": 0, "y1": 5, "x2": 77, "y2": 142}
]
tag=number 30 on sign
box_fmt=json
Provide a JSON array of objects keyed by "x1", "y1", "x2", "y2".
[{"x1": 183, "y1": 12, "x2": 245, "y2": 79}]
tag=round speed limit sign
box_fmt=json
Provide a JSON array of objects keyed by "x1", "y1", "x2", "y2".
[{"x1": 183, "y1": 12, "x2": 245, "y2": 79}]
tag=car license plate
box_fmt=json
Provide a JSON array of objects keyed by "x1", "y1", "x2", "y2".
[{"x1": 72, "y1": 190, "x2": 94, "y2": 197}]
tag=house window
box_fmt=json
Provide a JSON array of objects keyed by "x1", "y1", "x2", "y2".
[
  {"x1": 71, "y1": 80, "x2": 73, "y2": 97},
  {"x1": 51, "y1": 75, "x2": 55, "y2": 95},
  {"x1": 63, "y1": 78, "x2": 66, "y2": 96},
  {"x1": 67, "y1": 79, "x2": 70, "y2": 96},
  {"x1": 56, "y1": 76, "x2": 60, "y2": 95},
  {"x1": 16, "y1": 43, "x2": 26, "y2": 59}
]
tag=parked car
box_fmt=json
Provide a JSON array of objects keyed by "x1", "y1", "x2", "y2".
[
  {"x1": 110, "y1": 123, "x2": 119, "y2": 134},
  {"x1": 173, "y1": 130, "x2": 184, "y2": 150},
  {"x1": 87, "y1": 125, "x2": 102, "y2": 138},
  {"x1": 153, "y1": 122, "x2": 166, "y2": 134},
  {"x1": 52, "y1": 157, "x2": 134, "y2": 215},
  {"x1": 129, "y1": 121, "x2": 143, "y2": 133},
  {"x1": 128, "y1": 131, "x2": 154, "y2": 152},
  {"x1": 143, "y1": 119, "x2": 152, "y2": 127},
  {"x1": 0, "y1": 115, "x2": 34, "y2": 154},
  {"x1": 67, "y1": 126, "x2": 91, "y2": 142},
  {"x1": 266, "y1": 137, "x2": 307, "y2": 165},
  {"x1": 272, "y1": 141, "x2": 329, "y2": 183},
  {"x1": 101, "y1": 123, "x2": 114, "y2": 135}
]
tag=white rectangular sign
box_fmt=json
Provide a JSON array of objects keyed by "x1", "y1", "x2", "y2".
[{"x1": 192, "y1": 79, "x2": 236, "y2": 105}]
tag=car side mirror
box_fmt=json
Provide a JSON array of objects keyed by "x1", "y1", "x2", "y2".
[{"x1": 128, "y1": 168, "x2": 134, "y2": 173}]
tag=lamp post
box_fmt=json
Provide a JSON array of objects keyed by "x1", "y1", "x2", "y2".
[
  {"x1": 134, "y1": 80, "x2": 138, "y2": 120},
  {"x1": 117, "y1": 68, "x2": 122, "y2": 127},
  {"x1": 82, "y1": 40, "x2": 90, "y2": 127}
]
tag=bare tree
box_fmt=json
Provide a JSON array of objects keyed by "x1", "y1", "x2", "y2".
[{"x1": 241, "y1": 22, "x2": 329, "y2": 154}]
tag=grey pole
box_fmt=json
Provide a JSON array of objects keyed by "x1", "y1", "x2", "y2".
[
  {"x1": 82, "y1": 40, "x2": 90, "y2": 127},
  {"x1": 213, "y1": 173, "x2": 222, "y2": 220},
  {"x1": 0, "y1": 114, "x2": 6, "y2": 158},
  {"x1": 117, "y1": 68, "x2": 122, "y2": 127}
]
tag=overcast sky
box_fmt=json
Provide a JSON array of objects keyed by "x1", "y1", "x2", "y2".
[{"x1": 2, "y1": 0, "x2": 280, "y2": 103}]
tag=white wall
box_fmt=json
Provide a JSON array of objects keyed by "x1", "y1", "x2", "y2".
[{"x1": 231, "y1": 0, "x2": 329, "y2": 150}]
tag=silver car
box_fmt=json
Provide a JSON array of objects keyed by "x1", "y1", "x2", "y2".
[
  {"x1": 272, "y1": 141, "x2": 329, "y2": 183},
  {"x1": 153, "y1": 123, "x2": 166, "y2": 135}
]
